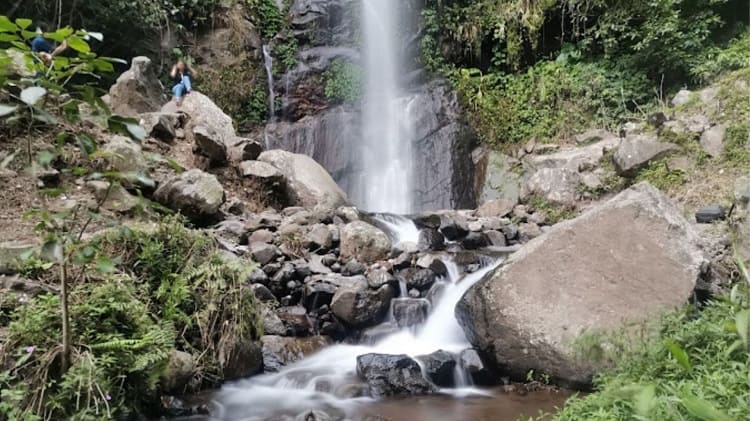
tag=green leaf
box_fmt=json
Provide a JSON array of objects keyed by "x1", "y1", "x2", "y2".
[
  {"x1": 37, "y1": 150, "x2": 56, "y2": 167},
  {"x1": 95, "y1": 257, "x2": 118, "y2": 274},
  {"x1": 666, "y1": 340, "x2": 692, "y2": 373},
  {"x1": 76, "y1": 133, "x2": 97, "y2": 158},
  {"x1": 32, "y1": 108, "x2": 57, "y2": 125},
  {"x1": 20, "y1": 86, "x2": 46, "y2": 106},
  {"x1": 45, "y1": 27, "x2": 73, "y2": 42},
  {"x1": 92, "y1": 58, "x2": 114, "y2": 73},
  {"x1": 681, "y1": 394, "x2": 733, "y2": 421},
  {"x1": 21, "y1": 30, "x2": 37, "y2": 40},
  {"x1": 633, "y1": 384, "x2": 657, "y2": 417},
  {"x1": 0, "y1": 33, "x2": 18, "y2": 42},
  {"x1": 0, "y1": 16, "x2": 18, "y2": 32},
  {"x1": 14, "y1": 18, "x2": 32, "y2": 30},
  {"x1": 66, "y1": 36, "x2": 90, "y2": 53},
  {"x1": 108, "y1": 115, "x2": 146, "y2": 142},
  {"x1": 0, "y1": 103, "x2": 16, "y2": 117},
  {"x1": 736, "y1": 309, "x2": 750, "y2": 350},
  {"x1": 85, "y1": 31, "x2": 104, "y2": 42},
  {"x1": 62, "y1": 100, "x2": 80, "y2": 123}
]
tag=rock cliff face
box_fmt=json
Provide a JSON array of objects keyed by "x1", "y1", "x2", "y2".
[{"x1": 265, "y1": 0, "x2": 477, "y2": 212}]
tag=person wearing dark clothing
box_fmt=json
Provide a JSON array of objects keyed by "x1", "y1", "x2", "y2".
[{"x1": 170, "y1": 60, "x2": 195, "y2": 106}]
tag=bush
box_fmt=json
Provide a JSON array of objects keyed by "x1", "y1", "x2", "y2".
[
  {"x1": 323, "y1": 59, "x2": 363, "y2": 103},
  {"x1": 0, "y1": 218, "x2": 262, "y2": 419},
  {"x1": 554, "y1": 288, "x2": 750, "y2": 420},
  {"x1": 455, "y1": 59, "x2": 652, "y2": 146},
  {"x1": 1, "y1": 280, "x2": 175, "y2": 419}
]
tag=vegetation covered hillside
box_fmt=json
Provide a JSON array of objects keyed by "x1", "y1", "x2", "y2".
[{"x1": 421, "y1": 0, "x2": 750, "y2": 147}]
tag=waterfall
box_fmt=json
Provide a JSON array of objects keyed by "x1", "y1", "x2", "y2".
[
  {"x1": 262, "y1": 45, "x2": 275, "y2": 117},
  {"x1": 199, "y1": 261, "x2": 502, "y2": 420},
  {"x1": 357, "y1": 0, "x2": 415, "y2": 214}
]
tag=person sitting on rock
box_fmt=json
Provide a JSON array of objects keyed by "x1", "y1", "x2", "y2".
[{"x1": 170, "y1": 59, "x2": 195, "y2": 107}]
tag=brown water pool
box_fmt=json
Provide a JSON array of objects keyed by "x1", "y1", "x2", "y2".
[{"x1": 356, "y1": 389, "x2": 570, "y2": 421}]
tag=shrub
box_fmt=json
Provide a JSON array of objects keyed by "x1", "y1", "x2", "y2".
[
  {"x1": 0, "y1": 218, "x2": 263, "y2": 419},
  {"x1": 323, "y1": 59, "x2": 363, "y2": 103},
  {"x1": 455, "y1": 59, "x2": 652, "y2": 146},
  {"x1": 554, "y1": 290, "x2": 750, "y2": 420}
]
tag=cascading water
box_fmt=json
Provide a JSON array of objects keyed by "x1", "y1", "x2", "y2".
[
  {"x1": 356, "y1": 0, "x2": 415, "y2": 214},
  {"x1": 262, "y1": 45, "x2": 275, "y2": 117},
  {"x1": 193, "y1": 261, "x2": 501, "y2": 420}
]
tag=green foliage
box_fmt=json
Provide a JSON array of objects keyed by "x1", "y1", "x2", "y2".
[
  {"x1": 323, "y1": 59, "x2": 363, "y2": 103},
  {"x1": 690, "y1": 31, "x2": 750, "y2": 83},
  {"x1": 1, "y1": 219, "x2": 263, "y2": 419},
  {"x1": 7, "y1": 0, "x2": 220, "y2": 59},
  {"x1": 1, "y1": 281, "x2": 174, "y2": 419},
  {"x1": 198, "y1": 60, "x2": 268, "y2": 129},
  {"x1": 722, "y1": 123, "x2": 750, "y2": 166},
  {"x1": 100, "y1": 218, "x2": 263, "y2": 382},
  {"x1": 246, "y1": 0, "x2": 285, "y2": 40},
  {"x1": 525, "y1": 196, "x2": 576, "y2": 224},
  {"x1": 552, "y1": 266, "x2": 750, "y2": 420},
  {"x1": 635, "y1": 160, "x2": 688, "y2": 191},
  {"x1": 455, "y1": 59, "x2": 651, "y2": 145}
]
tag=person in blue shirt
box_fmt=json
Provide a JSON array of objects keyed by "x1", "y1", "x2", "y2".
[
  {"x1": 170, "y1": 60, "x2": 195, "y2": 106},
  {"x1": 31, "y1": 26, "x2": 67, "y2": 64}
]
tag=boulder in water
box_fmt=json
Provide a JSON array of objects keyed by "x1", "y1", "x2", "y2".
[
  {"x1": 459, "y1": 348, "x2": 494, "y2": 385},
  {"x1": 331, "y1": 283, "x2": 395, "y2": 328},
  {"x1": 220, "y1": 338, "x2": 262, "y2": 380},
  {"x1": 261, "y1": 335, "x2": 333, "y2": 372},
  {"x1": 456, "y1": 183, "x2": 707, "y2": 387},
  {"x1": 340, "y1": 221, "x2": 391, "y2": 264},
  {"x1": 417, "y1": 350, "x2": 457, "y2": 387},
  {"x1": 396, "y1": 267, "x2": 437, "y2": 291},
  {"x1": 392, "y1": 298, "x2": 430, "y2": 328},
  {"x1": 160, "y1": 350, "x2": 196, "y2": 393},
  {"x1": 356, "y1": 353, "x2": 437, "y2": 397},
  {"x1": 259, "y1": 150, "x2": 349, "y2": 210}
]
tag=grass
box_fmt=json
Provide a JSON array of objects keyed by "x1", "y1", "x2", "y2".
[
  {"x1": 526, "y1": 196, "x2": 577, "y2": 224},
  {"x1": 635, "y1": 160, "x2": 688, "y2": 192},
  {"x1": 547, "y1": 264, "x2": 750, "y2": 421}
]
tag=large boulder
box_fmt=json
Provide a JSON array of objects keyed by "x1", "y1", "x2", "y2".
[
  {"x1": 162, "y1": 91, "x2": 236, "y2": 148},
  {"x1": 161, "y1": 350, "x2": 196, "y2": 394},
  {"x1": 220, "y1": 339, "x2": 263, "y2": 380},
  {"x1": 613, "y1": 135, "x2": 681, "y2": 177},
  {"x1": 521, "y1": 168, "x2": 581, "y2": 208},
  {"x1": 340, "y1": 221, "x2": 391, "y2": 264},
  {"x1": 457, "y1": 183, "x2": 707, "y2": 387},
  {"x1": 154, "y1": 169, "x2": 225, "y2": 223},
  {"x1": 258, "y1": 150, "x2": 348, "y2": 209},
  {"x1": 108, "y1": 56, "x2": 165, "y2": 116},
  {"x1": 356, "y1": 353, "x2": 437, "y2": 397},
  {"x1": 101, "y1": 135, "x2": 148, "y2": 174}
]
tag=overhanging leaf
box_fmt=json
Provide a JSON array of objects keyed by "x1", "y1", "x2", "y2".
[
  {"x1": 666, "y1": 340, "x2": 691, "y2": 373},
  {"x1": 736, "y1": 309, "x2": 750, "y2": 350},
  {"x1": 633, "y1": 384, "x2": 657, "y2": 417},
  {"x1": 108, "y1": 115, "x2": 146, "y2": 142},
  {"x1": 0, "y1": 16, "x2": 18, "y2": 32},
  {"x1": 0, "y1": 103, "x2": 16, "y2": 117},
  {"x1": 85, "y1": 31, "x2": 104, "y2": 42},
  {"x1": 66, "y1": 36, "x2": 90, "y2": 53},
  {"x1": 681, "y1": 394, "x2": 732, "y2": 421},
  {"x1": 76, "y1": 133, "x2": 97, "y2": 158},
  {"x1": 20, "y1": 86, "x2": 47, "y2": 106},
  {"x1": 15, "y1": 18, "x2": 32, "y2": 30}
]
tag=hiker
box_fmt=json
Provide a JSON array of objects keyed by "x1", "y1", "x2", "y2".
[
  {"x1": 170, "y1": 60, "x2": 195, "y2": 106},
  {"x1": 31, "y1": 26, "x2": 68, "y2": 64}
]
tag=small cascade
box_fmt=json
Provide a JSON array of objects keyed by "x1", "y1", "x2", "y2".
[
  {"x1": 262, "y1": 45, "x2": 275, "y2": 117},
  {"x1": 371, "y1": 213, "x2": 421, "y2": 247},
  {"x1": 200, "y1": 260, "x2": 503, "y2": 419}
]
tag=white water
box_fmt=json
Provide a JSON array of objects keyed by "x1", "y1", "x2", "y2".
[
  {"x1": 262, "y1": 45, "x2": 275, "y2": 117},
  {"x1": 357, "y1": 0, "x2": 415, "y2": 214},
  {"x1": 201, "y1": 261, "x2": 501, "y2": 420},
  {"x1": 371, "y1": 214, "x2": 421, "y2": 247}
]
